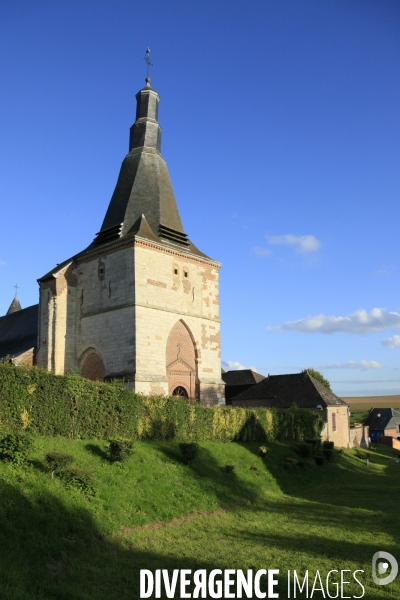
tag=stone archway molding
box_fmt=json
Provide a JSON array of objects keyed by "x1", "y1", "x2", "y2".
[
  {"x1": 79, "y1": 347, "x2": 106, "y2": 381},
  {"x1": 166, "y1": 320, "x2": 198, "y2": 400}
]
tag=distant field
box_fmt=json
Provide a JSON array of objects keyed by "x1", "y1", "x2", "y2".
[{"x1": 341, "y1": 395, "x2": 400, "y2": 413}]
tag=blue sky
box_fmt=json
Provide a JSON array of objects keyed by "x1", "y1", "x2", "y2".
[{"x1": 1, "y1": 0, "x2": 399, "y2": 397}]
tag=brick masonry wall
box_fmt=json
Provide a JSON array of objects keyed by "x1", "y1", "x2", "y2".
[
  {"x1": 13, "y1": 348, "x2": 36, "y2": 367},
  {"x1": 383, "y1": 428, "x2": 398, "y2": 437}
]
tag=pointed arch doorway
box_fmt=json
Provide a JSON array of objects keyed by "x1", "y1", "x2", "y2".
[{"x1": 166, "y1": 320, "x2": 198, "y2": 400}]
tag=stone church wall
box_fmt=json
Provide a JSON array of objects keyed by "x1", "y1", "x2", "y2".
[
  {"x1": 133, "y1": 239, "x2": 224, "y2": 405},
  {"x1": 76, "y1": 246, "x2": 135, "y2": 378},
  {"x1": 36, "y1": 239, "x2": 224, "y2": 404}
]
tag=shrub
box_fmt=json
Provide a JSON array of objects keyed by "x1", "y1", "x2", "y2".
[
  {"x1": 322, "y1": 440, "x2": 334, "y2": 450},
  {"x1": 58, "y1": 466, "x2": 97, "y2": 496},
  {"x1": 323, "y1": 450, "x2": 335, "y2": 463},
  {"x1": 296, "y1": 442, "x2": 312, "y2": 458},
  {"x1": 322, "y1": 440, "x2": 335, "y2": 461},
  {"x1": 0, "y1": 362, "x2": 323, "y2": 442},
  {"x1": 45, "y1": 451, "x2": 74, "y2": 475},
  {"x1": 107, "y1": 437, "x2": 133, "y2": 463},
  {"x1": 314, "y1": 455, "x2": 325, "y2": 466},
  {"x1": 304, "y1": 438, "x2": 321, "y2": 450},
  {"x1": 0, "y1": 431, "x2": 33, "y2": 465},
  {"x1": 354, "y1": 449, "x2": 369, "y2": 461},
  {"x1": 283, "y1": 457, "x2": 298, "y2": 471},
  {"x1": 179, "y1": 442, "x2": 199, "y2": 465},
  {"x1": 258, "y1": 446, "x2": 269, "y2": 459},
  {"x1": 221, "y1": 464, "x2": 235, "y2": 473}
]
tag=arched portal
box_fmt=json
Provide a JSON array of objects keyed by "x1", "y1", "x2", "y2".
[
  {"x1": 80, "y1": 349, "x2": 105, "y2": 381},
  {"x1": 172, "y1": 386, "x2": 189, "y2": 398},
  {"x1": 166, "y1": 320, "x2": 198, "y2": 400}
]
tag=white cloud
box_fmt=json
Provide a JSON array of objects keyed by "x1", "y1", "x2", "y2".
[
  {"x1": 222, "y1": 360, "x2": 256, "y2": 372},
  {"x1": 381, "y1": 335, "x2": 400, "y2": 349},
  {"x1": 252, "y1": 246, "x2": 272, "y2": 257},
  {"x1": 268, "y1": 308, "x2": 400, "y2": 335},
  {"x1": 320, "y1": 360, "x2": 383, "y2": 371},
  {"x1": 372, "y1": 265, "x2": 395, "y2": 276},
  {"x1": 266, "y1": 234, "x2": 321, "y2": 254}
]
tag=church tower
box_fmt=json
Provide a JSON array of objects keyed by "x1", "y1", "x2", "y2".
[{"x1": 36, "y1": 78, "x2": 225, "y2": 405}]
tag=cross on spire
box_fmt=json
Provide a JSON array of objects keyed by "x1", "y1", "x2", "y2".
[
  {"x1": 13, "y1": 283, "x2": 19, "y2": 296},
  {"x1": 143, "y1": 47, "x2": 153, "y2": 82}
]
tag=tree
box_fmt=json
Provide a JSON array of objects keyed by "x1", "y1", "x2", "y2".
[{"x1": 307, "y1": 368, "x2": 331, "y2": 391}]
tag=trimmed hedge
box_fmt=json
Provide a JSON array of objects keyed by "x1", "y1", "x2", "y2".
[{"x1": 0, "y1": 362, "x2": 323, "y2": 442}]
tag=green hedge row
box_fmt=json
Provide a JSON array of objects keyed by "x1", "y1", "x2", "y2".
[{"x1": 0, "y1": 362, "x2": 323, "y2": 442}]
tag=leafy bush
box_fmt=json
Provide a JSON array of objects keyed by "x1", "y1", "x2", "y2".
[
  {"x1": 221, "y1": 464, "x2": 235, "y2": 473},
  {"x1": 314, "y1": 455, "x2": 325, "y2": 466},
  {"x1": 179, "y1": 442, "x2": 199, "y2": 465},
  {"x1": 322, "y1": 440, "x2": 334, "y2": 450},
  {"x1": 45, "y1": 451, "x2": 75, "y2": 475},
  {"x1": 0, "y1": 362, "x2": 323, "y2": 443},
  {"x1": 107, "y1": 437, "x2": 134, "y2": 463},
  {"x1": 304, "y1": 438, "x2": 321, "y2": 450},
  {"x1": 322, "y1": 440, "x2": 335, "y2": 462},
  {"x1": 283, "y1": 457, "x2": 298, "y2": 471},
  {"x1": 0, "y1": 431, "x2": 33, "y2": 464},
  {"x1": 296, "y1": 442, "x2": 312, "y2": 458},
  {"x1": 58, "y1": 466, "x2": 97, "y2": 496},
  {"x1": 258, "y1": 446, "x2": 269, "y2": 459},
  {"x1": 325, "y1": 451, "x2": 335, "y2": 463}
]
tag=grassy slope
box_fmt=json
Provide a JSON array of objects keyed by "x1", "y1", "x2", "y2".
[{"x1": 0, "y1": 438, "x2": 399, "y2": 599}]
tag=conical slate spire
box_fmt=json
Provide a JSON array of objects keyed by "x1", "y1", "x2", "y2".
[
  {"x1": 94, "y1": 78, "x2": 188, "y2": 248},
  {"x1": 6, "y1": 295, "x2": 22, "y2": 315}
]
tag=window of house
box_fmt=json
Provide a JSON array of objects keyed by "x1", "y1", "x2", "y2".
[{"x1": 332, "y1": 412, "x2": 336, "y2": 432}]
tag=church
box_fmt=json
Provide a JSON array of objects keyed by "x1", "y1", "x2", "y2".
[{"x1": 1, "y1": 77, "x2": 225, "y2": 406}]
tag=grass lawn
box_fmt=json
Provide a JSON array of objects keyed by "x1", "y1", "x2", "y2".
[
  {"x1": 350, "y1": 411, "x2": 368, "y2": 425},
  {"x1": 0, "y1": 437, "x2": 399, "y2": 599}
]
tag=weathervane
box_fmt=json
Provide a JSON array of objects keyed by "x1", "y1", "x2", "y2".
[
  {"x1": 143, "y1": 47, "x2": 153, "y2": 80},
  {"x1": 13, "y1": 283, "x2": 19, "y2": 296}
]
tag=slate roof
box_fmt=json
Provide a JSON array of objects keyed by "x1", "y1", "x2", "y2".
[
  {"x1": 7, "y1": 295, "x2": 22, "y2": 315},
  {"x1": 231, "y1": 371, "x2": 347, "y2": 409},
  {"x1": 222, "y1": 369, "x2": 266, "y2": 386},
  {"x1": 90, "y1": 80, "x2": 209, "y2": 258},
  {"x1": 0, "y1": 304, "x2": 38, "y2": 359},
  {"x1": 363, "y1": 408, "x2": 400, "y2": 432}
]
